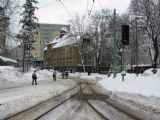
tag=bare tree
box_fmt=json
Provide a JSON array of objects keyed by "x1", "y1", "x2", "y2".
[
  {"x1": 69, "y1": 13, "x2": 86, "y2": 35},
  {"x1": 0, "y1": 0, "x2": 21, "y2": 47},
  {"x1": 88, "y1": 9, "x2": 113, "y2": 72},
  {"x1": 129, "y1": 0, "x2": 160, "y2": 67},
  {"x1": 69, "y1": 13, "x2": 88, "y2": 72}
]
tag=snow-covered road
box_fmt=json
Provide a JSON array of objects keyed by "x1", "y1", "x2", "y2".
[
  {"x1": 1, "y1": 66, "x2": 160, "y2": 120},
  {"x1": 0, "y1": 79, "x2": 77, "y2": 119}
]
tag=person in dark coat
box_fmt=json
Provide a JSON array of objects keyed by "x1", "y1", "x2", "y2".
[
  {"x1": 53, "y1": 69, "x2": 57, "y2": 81},
  {"x1": 32, "y1": 70, "x2": 37, "y2": 85},
  {"x1": 62, "y1": 71, "x2": 65, "y2": 79},
  {"x1": 65, "y1": 71, "x2": 68, "y2": 79},
  {"x1": 88, "y1": 71, "x2": 91, "y2": 76}
]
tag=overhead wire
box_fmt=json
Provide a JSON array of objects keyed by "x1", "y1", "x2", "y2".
[
  {"x1": 88, "y1": 0, "x2": 95, "y2": 15},
  {"x1": 58, "y1": 0, "x2": 74, "y2": 20},
  {"x1": 38, "y1": 0, "x2": 98, "y2": 31},
  {"x1": 39, "y1": 0, "x2": 57, "y2": 9},
  {"x1": 97, "y1": 0, "x2": 104, "y2": 10}
]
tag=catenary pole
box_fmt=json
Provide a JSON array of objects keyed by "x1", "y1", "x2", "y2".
[
  {"x1": 113, "y1": 9, "x2": 117, "y2": 78},
  {"x1": 136, "y1": 17, "x2": 138, "y2": 76}
]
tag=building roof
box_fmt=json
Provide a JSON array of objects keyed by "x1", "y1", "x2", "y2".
[
  {"x1": 51, "y1": 34, "x2": 80, "y2": 49},
  {"x1": 44, "y1": 47, "x2": 47, "y2": 51},
  {"x1": 0, "y1": 56, "x2": 17, "y2": 63}
]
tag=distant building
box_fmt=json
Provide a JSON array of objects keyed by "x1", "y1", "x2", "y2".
[
  {"x1": 32, "y1": 30, "x2": 41, "y2": 58},
  {"x1": 0, "y1": 7, "x2": 9, "y2": 50},
  {"x1": 0, "y1": 45, "x2": 23, "y2": 67},
  {"x1": 44, "y1": 29, "x2": 95, "y2": 72},
  {"x1": 32, "y1": 23, "x2": 70, "y2": 58}
]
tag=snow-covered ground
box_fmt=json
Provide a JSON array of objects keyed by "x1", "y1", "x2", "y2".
[
  {"x1": 70, "y1": 69, "x2": 160, "y2": 97},
  {"x1": 0, "y1": 66, "x2": 55, "y2": 89},
  {"x1": 0, "y1": 66, "x2": 160, "y2": 119},
  {"x1": 69, "y1": 69, "x2": 160, "y2": 109},
  {"x1": 0, "y1": 66, "x2": 77, "y2": 119}
]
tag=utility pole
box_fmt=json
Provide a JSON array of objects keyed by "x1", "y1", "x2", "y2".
[
  {"x1": 135, "y1": 17, "x2": 138, "y2": 76},
  {"x1": 113, "y1": 9, "x2": 117, "y2": 78}
]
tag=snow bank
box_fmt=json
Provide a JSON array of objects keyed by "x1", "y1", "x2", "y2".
[
  {"x1": 0, "y1": 66, "x2": 21, "y2": 82},
  {"x1": 99, "y1": 68, "x2": 160, "y2": 97},
  {"x1": 70, "y1": 69, "x2": 160, "y2": 98},
  {"x1": 1, "y1": 66, "x2": 160, "y2": 98},
  {"x1": 70, "y1": 72, "x2": 106, "y2": 81},
  {"x1": 0, "y1": 66, "x2": 53, "y2": 89},
  {"x1": 0, "y1": 66, "x2": 53, "y2": 82}
]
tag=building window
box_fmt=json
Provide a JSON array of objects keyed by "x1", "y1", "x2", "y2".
[{"x1": 83, "y1": 38, "x2": 90, "y2": 44}]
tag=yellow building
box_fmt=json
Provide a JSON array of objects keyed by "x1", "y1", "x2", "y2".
[
  {"x1": 44, "y1": 30, "x2": 94, "y2": 72},
  {"x1": 32, "y1": 31, "x2": 41, "y2": 58}
]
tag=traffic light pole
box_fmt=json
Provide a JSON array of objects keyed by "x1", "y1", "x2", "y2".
[
  {"x1": 113, "y1": 9, "x2": 117, "y2": 78},
  {"x1": 121, "y1": 24, "x2": 129, "y2": 81},
  {"x1": 121, "y1": 45, "x2": 125, "y2": 81}
]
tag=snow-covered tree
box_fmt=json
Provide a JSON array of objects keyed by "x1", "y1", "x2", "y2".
[
  {"x1": 17, "y1": 0, "x2": 39, "y2": 71},
  {"x1": 69, "y1": 14, "x2": 89, "y2": 72},
  {"x1": 129, "y1": 0, "x2": 160, "y2": 67},
  {"x1": 69, "y1": 13, "x2": 87, "y2": 35},
  {"x1": 0, "y1": 0, "x2": 20, "y2": 50},
  {"x1": 88, "y1": 9, "x2": 113, "y2": 72}
]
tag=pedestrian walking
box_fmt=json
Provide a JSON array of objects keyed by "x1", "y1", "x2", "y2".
[
  {"x1": 65, "y1": 71, "x2": 68, "y2": 79},
  {"x1": 88, "y1": 71, "x2": 91, "y2": 76},
  {"x1": 53, "y1": 69, "x2": 57, "y2": 81},
  {"x1": 32, "y1": 70, "x2": 37, "y2": 85},
  {"x1": 62, "y1": 71, "x2": 65, "y2": 79}
]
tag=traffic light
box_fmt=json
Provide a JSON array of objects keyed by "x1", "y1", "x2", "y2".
[{"x1": 121, "y1": 25, "x2": 129, "y2": 45}]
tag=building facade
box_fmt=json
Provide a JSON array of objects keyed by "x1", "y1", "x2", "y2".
[
  {"x1": 0, "y1": 7, "x2": 9, "y2": 50},
  {"x1": 32, "y1": 31, "x2": 41, "y2": 58},
  {"x1": 44, "y1": 30, "x2": 95, "y2": 72},
  {"x1": 32, "y1": 23, "x2": 70, "y2": 58}
]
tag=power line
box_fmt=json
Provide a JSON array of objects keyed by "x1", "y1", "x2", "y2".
[
  {"x1": 58, "y1": 0, "x2": 74, "y2": 19},
  {"x1": 97, "y1": 0, "x2": 104, "y2": 10},
  {"x1": 88, "y1": 0, "x2": 95, "y2": 15},
  {"x1": 39, "y1": 0, "x2": 57, "y2": 9}
]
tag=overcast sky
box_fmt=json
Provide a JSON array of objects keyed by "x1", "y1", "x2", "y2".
[{"x1": 35, "y1": 0, "x2": 131, "y2": 24}]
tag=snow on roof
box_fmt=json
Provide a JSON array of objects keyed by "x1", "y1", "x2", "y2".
[
  {"x1": 44, "y1": 46, "x2": 47, "y2": 51},
  {"x1": 52, "y1": 34, "x2": 80, "y2": 49},
  {"x1": 132, "y1": 64, "x2": 152, "y2": 67},
  {"x1": 0, "y1": 56, "x2": 17, "y2": 63},
  {"x1": 61, "y1": 27, "x2": 67, "y2": 32},
  {"x1": 51, "y1": 37, "x2": 59, "y2": 44}
]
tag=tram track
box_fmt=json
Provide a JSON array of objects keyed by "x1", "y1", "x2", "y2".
[
  {"x1": 87, "y1": 83, "x2": 140, "y2": 119},
  {"x1": 83, "y1": 80, "x2": 155, "y2": 120},
  {"x1": 72, "y1": 78, "x2": 139, "y2": 119},
  {"x1": 79, "y1": 84, "x2": 109, "y2": 120},
  {"x1": 3, "y1": 77, "x2": 159, "y2": 120},
  {"x1": 3, "y1": 84, "x2": 86, "y2": 120},
  {"x1": 39, "y1": 82, "x2": 107, "y2": 120}
]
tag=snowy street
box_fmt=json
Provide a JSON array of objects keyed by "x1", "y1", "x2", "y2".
[
  {"x1": 0, "y1": 66, "x2": 160, "y2": 120},
  {"x1": 0, "y1": 79, "x2": 77, "y2": 119},
  {"x1": 1, "y1": 0, "x2": 160, "y2": 119}
]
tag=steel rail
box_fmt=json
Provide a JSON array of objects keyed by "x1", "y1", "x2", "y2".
[
  {"x1": 4, "y1": 85, "x2": 80, "y2": 120},
  {"x1": 35, "y1": 84, "x2": 88, "y2": 120},
  {"x1": 79, "y1": 84, "x2": 109, "y2": 120},
  {"x1": 87, "y1": 82, "x2": 142, "y2": 120}
]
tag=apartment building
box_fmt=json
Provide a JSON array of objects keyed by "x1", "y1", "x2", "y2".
[{"x1": 32, "y1": 23, "x2": 70, "y2": 58}]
